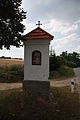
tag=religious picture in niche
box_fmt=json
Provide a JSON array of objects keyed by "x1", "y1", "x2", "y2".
[{"x1": 32, "y1": 51, "x2": 41, "y2": 65}]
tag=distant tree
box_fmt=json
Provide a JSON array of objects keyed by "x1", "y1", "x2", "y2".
[
  {"x1": 0, "y1": 0, "x2": 26, "y2": 49},
  {"x1": 49, "y1": 52, "x2": 66, "y2": 72},
  {"x1": 60, "y1": 51, "x2": 68, "y2": 59},
  {"x1": 60, "y1": 51, "x2": 80, "y2": 68}
]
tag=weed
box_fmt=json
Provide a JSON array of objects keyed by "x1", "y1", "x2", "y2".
[
  {"x1": 0, "y1": 65, "x2": 24, "y2": 83},
  {"x1": 49, "y1": 66, "x2": 75, "y2": 80},
  {"x1": 0, "y1": 86, "x2": 79, "y2": 120}
]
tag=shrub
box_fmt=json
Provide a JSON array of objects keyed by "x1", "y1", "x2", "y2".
[
  {"x1": 49, "y1": 66, "x2": 75, "y2": 80},
  {"x1": 67, "y1": 61, "x2": 77, "y2": 68},
  {"x1": 0, "y1": 65, "x2": 24, "y2": 83},
  {"x1": 58, "y1": 66, "x2": 75, "y2": 78}
]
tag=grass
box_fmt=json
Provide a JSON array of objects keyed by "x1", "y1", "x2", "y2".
[
  {"x1": 0, "y1": 89, "x2": 53, "y2": 120},
  {"x1": 0, "y1": 59, "x2": 75, "y2": 82},
  {"x1": 0, "y1": 65, "x2": 75, "y2": 83},
  {"x1": 49, "y1": 66, "x2": 75, "y2": 80},
  {"x1": 0, "y1": 59, "x2": 24, "y2": 66},
  {"x1": 0, "y1": 65, "x2": 24, "y2": 83},
  {"x1": 0, "y1": 86, "x2": 80, "y2": 120},
  {"x1": 0, "y1": 59, "x2": 24, "y2": 83},
  {"x1": 50, "y1": 86, "x2": 80, "y2": 120}
]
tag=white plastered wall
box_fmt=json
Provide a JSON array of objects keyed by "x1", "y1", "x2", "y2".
[{"x1": 24, "y1": 40, "x2": 50, "y2": 81}]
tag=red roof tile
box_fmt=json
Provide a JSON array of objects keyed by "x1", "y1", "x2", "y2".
[{"x1": 23, "y1": 27, "x2": 54, "y2": 41}]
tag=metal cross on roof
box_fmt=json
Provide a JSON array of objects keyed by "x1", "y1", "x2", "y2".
[{"x1": 36, "y1": 21, "x2": 42, "y2": 27}]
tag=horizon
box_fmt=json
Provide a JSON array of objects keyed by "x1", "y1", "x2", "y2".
[{"x1": 0, "y1": 50, "x2": 80, "y2": 59}]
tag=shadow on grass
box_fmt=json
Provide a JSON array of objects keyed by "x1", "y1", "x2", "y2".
[{"x1": 0, "y1": 86, "x2": 80, "y2": 120}]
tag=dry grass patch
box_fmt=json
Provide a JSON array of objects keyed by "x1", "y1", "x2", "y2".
[
  {"x1": 0, "y1": 59, "x2": 24, "y2": 66},
  {"x1": 0, "y1": 65, "x2": 24, "y2": 83},
  {"x1": 0, "y1": 85, "x2": 80, "y2": 120},
  {"x1": 50, "y1": 85, "x2": 80, "y2": 120}
]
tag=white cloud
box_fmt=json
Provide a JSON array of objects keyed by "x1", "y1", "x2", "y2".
[
  {"x1": 51, "y1": 33, "x2": 80, "y2": 55},
  {"x1": 1, "y1": 0, "x2": 80, "y2": 58},
  {"x1": 48, "y1": 19, "x2": 78, "y2": 36},
  {"x1": 0, "y1": 47, "x2": 24, "y2": 58},
  {"x1": 22, "y1": 0, "x2": 80, "y2": 37},
  {"x1": 75, "y1": 46, "x2": 80, "y2": 53},
  {"x1": 23, "y1": 0, "x2": 80, "y2": 23},
  {"x1": 75, "y1": 19, "x2": 80, "y2": 24},
  {"x1": 23, "y1": 20, "x2": 36, "y2": 34}
]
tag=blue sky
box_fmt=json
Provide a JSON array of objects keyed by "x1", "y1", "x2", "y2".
[{"x1": 0, "y1": 0, "x2": 80, "y2": 58}]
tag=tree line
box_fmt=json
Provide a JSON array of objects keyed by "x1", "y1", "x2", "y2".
[{"x1": 50, "y1": 51, "x2": 80, "y2": 72}]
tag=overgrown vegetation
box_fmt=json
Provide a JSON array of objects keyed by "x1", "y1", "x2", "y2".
[
  {"x1": 50, "y1": 86, "x2": 80, "y2": 120},
  {"x1": 49, "y1": 66, "x2": 75, "y2": 79},
  {"x1": 60, "y1": 51, "x2": 80, "y2": 68},
  {"x1": 0, "y1": 86, "x2": 79, "y2": 120},
  {"x1": 0, "y1": 65, "x2": 24, "y2": 83},
  {"x1": 0, "y1": 51, "x2": 79, "y2": 82},
  {"x1": 49, "y1": 52, "x2": 77, "y2": 79}
]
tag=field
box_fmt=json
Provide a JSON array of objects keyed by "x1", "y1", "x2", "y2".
[
  {"x1": 0, "y1": 59, "x2": 75, "y2": 83},
  {"x1": 0, "y1": 59, "x2": 80, "y2": 120},
  {"x1": 0, "y1": 59, "x2": 24, "y2": 83},
  {"x1": 0, "y1": 59, "x2": 24, "y2": 66},
  {"x1": 0, "y1": 86, "x2": 79, "y2": 120}
]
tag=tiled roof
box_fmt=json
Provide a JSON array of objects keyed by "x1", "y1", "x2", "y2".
[{"x1": 24, "y1": 27, "x2": 54, "y2": 41}]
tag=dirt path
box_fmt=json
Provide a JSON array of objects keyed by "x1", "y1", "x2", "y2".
[
  {"x1": 50, "y1": 78, "x2": 76, "y2": 87},
  {"x1": 0, "y1": 83, "x2": 22, "y2": 90},
  {"x1": 0, "y1": 78, "x2": 77, "y2": 91}
]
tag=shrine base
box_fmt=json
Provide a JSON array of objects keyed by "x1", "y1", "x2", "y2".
[{"x1": 23, "y1": 80, "x2": 50, "y2": 99}]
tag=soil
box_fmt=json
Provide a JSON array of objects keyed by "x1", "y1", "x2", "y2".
[
  {"x1": 0, "y1": 78, "x2": 77, "y2": 90},
  {"x1": 0, "y1": 83, "x2": 22, "y2": 90},
  {"x1": 50, "y1": 78, "x2": 77, "y2": 87}
]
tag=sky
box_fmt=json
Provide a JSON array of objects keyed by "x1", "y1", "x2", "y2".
[{"x1": 0, "y1": 0, "x2": 80, "y2": 58}]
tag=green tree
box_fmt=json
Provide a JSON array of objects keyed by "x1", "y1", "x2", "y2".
[
  {"x1": 0, "y1": 0, "x2": 26, "y2": 49},
  {"x1": 50, "y1": 53, "x2": 66, "y2": 72},
  {"x1": 60, "y1": 51, "x2": 68, "y2": 59},
  {"x1": 60, "y1": 51, "x2": 80, "y2": 68}
]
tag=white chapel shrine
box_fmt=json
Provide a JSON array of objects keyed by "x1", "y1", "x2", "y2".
[{"x1": 23, "y1": 21, "x2": 54, "y2": 97}]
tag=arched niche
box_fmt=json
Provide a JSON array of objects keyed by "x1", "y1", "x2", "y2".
[{"x1": 32, "y1": 50, "x2": 41, "y2": 65}]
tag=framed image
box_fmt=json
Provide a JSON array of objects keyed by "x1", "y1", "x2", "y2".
[{"x1": 32, "y1": 51, "x2": 41, "y2": 65}]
